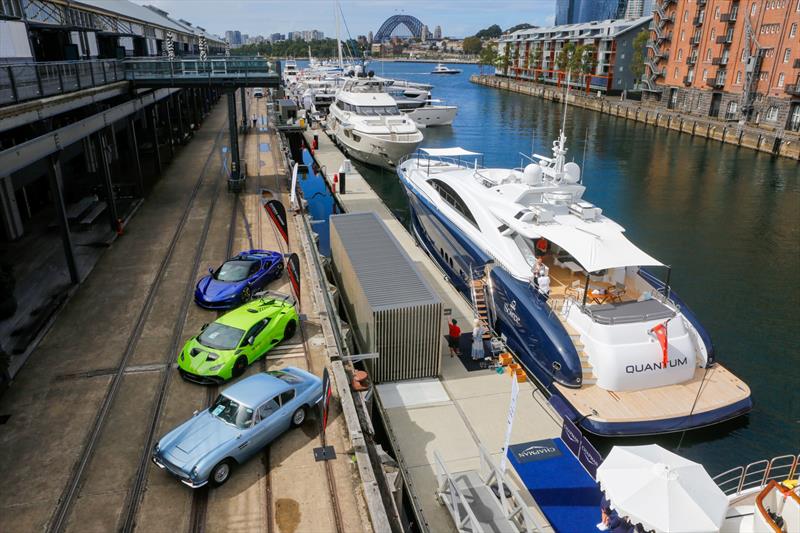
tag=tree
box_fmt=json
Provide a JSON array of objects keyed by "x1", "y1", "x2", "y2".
[
  {"x1": 555, "y1": 42, "x2": 575, "y2": 74},
  {"x1": 475, "y1": 24, "x2": 503, "y2": 39},
  {"x1": 478, "y1": 43, "x2": 498, "y2": 74},
  {"x1": 530, "y1": 45, "x2": 543, "y2": 80},
  {"x1": 507, "y1": 23, "x2": 534, "y2": 33},
  {"x1": 463, "y1": 36, "x2": 482, "y2": 55},
  {"x1": 630, "y1": 29, "x2": 650, "y2": 85}
]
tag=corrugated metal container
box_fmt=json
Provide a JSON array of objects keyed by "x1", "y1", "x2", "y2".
[{"x1": 330, "y1": 212, "x2": 442, "y2": 383}]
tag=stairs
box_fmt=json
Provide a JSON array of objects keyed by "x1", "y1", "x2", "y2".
[
  {"x1": 561, "y1": 319, "x2": 597, "y2": 386},
  {"x1": 471, "y1": 276, "x2": 492, "y2": 340}
]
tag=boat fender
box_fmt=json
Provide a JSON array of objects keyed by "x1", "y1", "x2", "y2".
[{"x1": 333, "y1": 173, "x2": 338, "y2": 193}]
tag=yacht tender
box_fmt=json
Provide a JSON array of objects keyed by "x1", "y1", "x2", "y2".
[
  {"x1": 397, "y1": 129, "x2": 752, "y2": 436},
  {"x1": 431, "y1": 63, "x2": 461, "y2": 75}
]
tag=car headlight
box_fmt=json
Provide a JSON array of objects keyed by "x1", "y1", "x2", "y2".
[{"x1": 208, "y1": 364, "x2": 224, "y2": 372}]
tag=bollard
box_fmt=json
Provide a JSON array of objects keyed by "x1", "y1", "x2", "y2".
[
  {"x1": 339, "y1": 171, "x2": 346, "y2": 194},
  {"x1": 313, "y1": 134, "x2": 319, "y2": 150}
]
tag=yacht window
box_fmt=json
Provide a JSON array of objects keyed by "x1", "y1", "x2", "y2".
[
  {"x1": 512, "y1": 234, "x2": 538, "y2": 266},
  {"x1": 427, "y1": 179, "x2": 479, "y2": 228},
  {"x1": 357, "y1": 105, "x2": 400, "y2": 116}
]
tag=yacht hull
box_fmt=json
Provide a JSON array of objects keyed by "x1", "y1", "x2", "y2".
[
  {"x1": 405, "y1": 106, "x2": 457, "y2": 127},
  {"x1": 331, "y1": 126, "x2": 421, "y2": 169},
  {"x1": 399, "y1": 169, "x2": 752, "y2": 436}
]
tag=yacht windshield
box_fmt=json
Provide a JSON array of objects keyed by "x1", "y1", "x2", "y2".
[
  {"x1": 512, "y1": 235, "x2": 538, "y2": 267},
  {"x1": 358, "y1": 105, "x2": 400, "y2": 116},
  {"x1": 214, "y1": 259, "x2": 257, "y2": 282},
  {"x1": 198, "y1": 323, "x2": 245, "y2": 350},
  {"x1": 209, "y1": 395, "x2": 254, "y2": 429}
]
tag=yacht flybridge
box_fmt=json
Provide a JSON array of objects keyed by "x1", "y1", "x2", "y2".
[
  {"x1": 328, "y1": 79, "x2": 423, "y2": 169},
  {"x1": 397, "y1": 130, "x2": 752, "y2": 436}
]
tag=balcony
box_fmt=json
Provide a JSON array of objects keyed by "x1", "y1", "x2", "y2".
[
  {"x1": 706, "y1": 77, "x2": 725, "y2": 89},
  {"x1": 690, "y1": 35, "x2": 701, "y2": 47},
  {"x1": 786, "y1": 84, "x2": 800, "y2": 96},
  {"x1": 693, "y1": 15, "x2": 705, "y2": 26},
  {"x1": 720, "y1": 12, "x2": 738, "y2": 23},
  {"x1": 698, "y1": 0, "x2": 707, "y2": 5},
  {"x1": 687, "y1": 56, "x2": 697, "y2": 65},
  {"x1": 712, "y1": 57, "x2": 729, "y2": 66},
  {"x1": 794, "y1": 58, "x2": 800, "y2": 68},
  {"x1": 683, "y1": 75, "x2": 693, "y2": 86},
  {"x1": 716, "y1": 35, "x2": 733, "y2": 45}
]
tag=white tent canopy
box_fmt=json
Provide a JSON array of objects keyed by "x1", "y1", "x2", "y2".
[
  {"x1": 597, "y1": 445, "x2": 729, "y2": 533},
  {"x1": 536, "y1": 219, "x2": 663, "y2": 272},
  {"x1": 420, "y1": 147, "x2": 482, "y2": 157}
]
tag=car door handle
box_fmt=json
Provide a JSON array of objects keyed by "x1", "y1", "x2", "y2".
[{"x1": 238, "y1": 441, "x2": 249, "y2": 450}]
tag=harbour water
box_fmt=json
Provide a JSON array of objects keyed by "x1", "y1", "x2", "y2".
[{"x1": 301, "y1": 61, "x2": 799, "y2": 475}]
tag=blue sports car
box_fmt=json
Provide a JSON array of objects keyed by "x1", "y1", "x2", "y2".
[
  {"x1": 195, "y1": 250, "x2": 284, "y2": 309},
  {"x1": 152, "y1": 368, "x2": 323, "y2": 488}
]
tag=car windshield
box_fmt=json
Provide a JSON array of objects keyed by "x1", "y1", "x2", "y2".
[
  {"x1": 215, "y1": 260, "x2": 257, "y2": 282},
  {"x1": 197, "y1": 323, "x2": 245, "y2": 350},
  {"x1": 209, "y1": 395, "x2": 253, "y2": 429}
]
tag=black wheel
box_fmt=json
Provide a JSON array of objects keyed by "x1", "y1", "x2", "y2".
[
  {"x1": 210, "y1": 459, "x2": 233, "y2": 487},
  {"x1": 232, "y1": 356, "x2": 248, "y2": 378},
  {"x1": 283, "y1": 320, "x2": 297, "y2": 341},
  {"x1": 291, "y1": 406, "x2": 307, "y2": 427},
  {"x1": 240, "y1": 286, "x2": 251, "y2": 302}
]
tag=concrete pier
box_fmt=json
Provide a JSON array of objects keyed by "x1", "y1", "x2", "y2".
[{"x1": 304, "y1": 127, "x2": 563, "y2": 532}]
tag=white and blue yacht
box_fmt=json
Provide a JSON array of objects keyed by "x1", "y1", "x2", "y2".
[{"x1": 397, "y1": 130, "x2": 752, "y2": 436}]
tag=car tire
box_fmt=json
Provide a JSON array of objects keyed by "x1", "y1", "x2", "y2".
[
  {"x1": 283, "y1": 320, "x2": 297, "y2": 341},
  {"x1": 241, "y1": 286, "x2": 251, "y2": 302},
  {"x1": 291, "y1": 406, "x2": 307, "y2": 427},
  {"x1": 210, "y1": 459, "x2": 233, "y2": 487},
  {"x1": 232, "y1": 356, "x2": 248, "y2": 378}
]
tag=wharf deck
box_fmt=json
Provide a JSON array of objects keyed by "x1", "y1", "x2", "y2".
[
  {"x1": 0, "y1": 95, "x2": 370, "y2": 533},
  {"x1": 304, "y1": 127, "x2": 563, "y2": 532}
]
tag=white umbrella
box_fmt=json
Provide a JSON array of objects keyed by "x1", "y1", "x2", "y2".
[{"x1": 596, "y1": 445, "x2": 728, "y2": 533}]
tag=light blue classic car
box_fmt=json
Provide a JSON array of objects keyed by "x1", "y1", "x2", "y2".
[{"x1": 152, "y1": 368, "x2": 323, "y2": 487}]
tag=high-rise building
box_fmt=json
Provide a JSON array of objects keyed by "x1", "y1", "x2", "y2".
[
  {"x1": 644, "y1": 0, "x2": 799, "y2": 132},
  {"x1": 434, "y1": 25, "x2": 442, "y2": 40},
  {"x1": 624, "y1": 0, "x2": 655, "y2": 19},
  {"x1": 421, "y1": 25, "x2": 430, "y2": 41},
  {"x1": 368, "y1": 31, "x2": 374, "y2": 43},
  {"x1": 269, "y1": 33, "x2": 285, "y2": 43},
  {"x1": 224, "y1": 30, "x2": 242, "y2": 46},
  {"x1": 555, "y1": 0, "x2": 630, "y2": 25}
]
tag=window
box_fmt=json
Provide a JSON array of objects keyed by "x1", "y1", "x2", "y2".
[
  {"x1": 680, "y1": 30, "x2": 685, "y2": 41},
  {"x1": 706, "y1": 49, "x2": 712, "y2": 61},
  {"x1": 279, "y1": 389, "x2": 295, "y2": 405},
  {"x1": 788, "y1": 105, "x2": 800, "y2": 132},
  {"x1": 735, "y1": 70, "x2": 742, "y2": 84},
  {"x1": 710, "y1": 29, "x2": 716, "y2": 40},
  {"x1": 674, "y1": 67, "x2": 679, "y2": 78},
  {"x1": 684, "y1": 10, "x2": 688, "y2": 22},
  {"x1": 427, "y1": 179, "x2": 479, "y2": 228},
  {"x1": 725, "y1": 101, "x2": 738, "y2": 120},
  {"x1": 784, "y1": 49, "x2": 792, "y2": 63},
  {"x1": 257, "y1": 397, "x2": 280, "y2": 422},
  {"x1": 677, "y1": 49, "x2": 683, "y2": 61},
  {"x1": 751, "y1": 2, "x2": 757, "y2": 16},
  {"x1": 766, "y1": 106, "x2": 779, "y2": 121},
  {"x1": 702, "y1": 69, "x2": 708, "y2": 81},
  {"x1": 714, "y1": 6, "x2": 720, "y2": 18},
  {"x1": 778, "y1": 73, "x2": 785, "y2": 87},
  {"x1": 791, "y1": 24, "x2": 798, "y2": 38}
]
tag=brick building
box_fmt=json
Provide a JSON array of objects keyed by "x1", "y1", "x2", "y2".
[{"x1": 644, "y1": 0, "x2": 800, "y2": 132}]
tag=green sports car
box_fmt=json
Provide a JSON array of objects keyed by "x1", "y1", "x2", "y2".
[{"x1": 178, "y1": 293, "x2": 298, "y2": 384}]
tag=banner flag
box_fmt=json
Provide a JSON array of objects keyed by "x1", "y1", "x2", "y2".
[
  {"x1": 286, "y1": 252, "x2": 301, "y2": 304},
  {"x1": 320, "y1": 367, "x2": 332, "y2": 435},
  {"x1": 650, "y1": 322, "x2": 669, "y2": 368},
  {"x1": 499, "y1": 376, "x2": 520, "y2": 475},
  {"x1": 264, "y1": 199, "x2": 289, "y2": 246}
]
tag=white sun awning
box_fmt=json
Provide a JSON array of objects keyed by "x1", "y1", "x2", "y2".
[
  {"x1": 536, "y1": 218, "x2": 663, "y2": 272},
  {"x1": 420, "y1": 147, "x2": 482, "y2": 157}
]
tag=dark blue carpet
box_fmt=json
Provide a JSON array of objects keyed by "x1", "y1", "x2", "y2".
[{"x1": 507, "y1": 438, "x2": 602, "y2": 533}]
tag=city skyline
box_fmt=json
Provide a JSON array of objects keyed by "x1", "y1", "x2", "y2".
[{"x1": 136, "y1": 0, "x2": 557, "y2": 40}]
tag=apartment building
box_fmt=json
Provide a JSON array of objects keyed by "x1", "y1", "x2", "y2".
[{"x1": 644, "y1": 0, "x2": 800, "y2": 131}]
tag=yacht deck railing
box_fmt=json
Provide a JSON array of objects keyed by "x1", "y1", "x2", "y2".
[{"x1": 713, "y1": 454, "x2": 799, "y2": 497}]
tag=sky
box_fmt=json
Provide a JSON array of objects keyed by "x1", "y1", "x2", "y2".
[{"x1": 136, "y1": 0, "x2": 557, "y2": 39}]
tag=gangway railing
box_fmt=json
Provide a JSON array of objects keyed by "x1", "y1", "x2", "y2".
[
  {"x1": 123, "y1": 57, "x2": 277, "y2": 84},
  {"x1": 713, "y1": 454, "x2": 799, "y2": 497}
]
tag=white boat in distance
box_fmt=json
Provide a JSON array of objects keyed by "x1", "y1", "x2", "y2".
[
  {"x1": 431, "y1": 63, "x2": 461, "y2": 75},
  {"x1": 327, "y1": 79, "x2": 424, "y2": 169}
]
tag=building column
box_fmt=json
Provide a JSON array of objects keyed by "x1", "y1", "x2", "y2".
[
  {"x1": 240, "y1": 87, "x2": 247, "y2": 130},
  {"x1": 163, "y1": 99, "x2": 175, "y2": 157},
  {"x1": 98, "y1": 128, "x2": 120, "y2": 232},
  {"x1": 127, "y1": 118, "x2": 144, "y2": 196},
  {"x1": 227, "y1": 90, "x2": 241, "y2": 180},
  {"x1": 149, "y1": 105, "x2": 162, "y2": 175},
  {"x1": 0, "y1": 175, "x2": 24, "y2": 241},
  {"x1": 47, "y1": 154, "x2": 80, "y2": 284},
  {"x1": 175, "y1": 92, "x2": 186, "y2": 144},
  {"x1": 190, "y1": 89, "x2": 200, "y2": 127}
]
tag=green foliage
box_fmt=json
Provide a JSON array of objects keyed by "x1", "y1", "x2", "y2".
[
  {"x1": 556, "y1": 42, "x2": 575, "y2": 72},
  {"x1": 463, "y1": 36, "x2": 483, "y2": 55},
  {"x1": 477, "y1": 43, "x2": 499, "y2": 73},
  {"x1": 475, "y1": 24, "x2": 503, "y2": 39},
  {"x1": 506, "y1": 23, "x2": 534, "y2": 33},
  {"x1": 232, "y1": 38, "x2": 343, "y2": 59},
  {"x1": 631, "y1": 29, "x2": 650, "y2": 80}
]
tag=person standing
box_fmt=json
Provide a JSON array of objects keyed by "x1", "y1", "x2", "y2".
[
  {"x1": 252, "y1": 114, "x2": 257, "y2": 128},
  {"x1": 447, "y1": 319, "x2": 461, "y2": 357},
  {"x1": 471, "y1": 319, "x2": 485, "y2": 361}
]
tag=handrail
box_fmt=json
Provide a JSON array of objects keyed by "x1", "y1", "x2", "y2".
[
  {"x1": 713, "y1": 454, "x2": 799, "y2": 496},
  {"x1": 433, "y1": 450, "x2": 486, "y2": 533}
]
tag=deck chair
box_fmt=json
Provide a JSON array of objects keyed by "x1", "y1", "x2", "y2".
[
  {"x1": 565, "y1": 280, "x2": 583, "y2": 300},
  {"x1": 609, "y1": 282, "x2": 626, "y2": 303}
]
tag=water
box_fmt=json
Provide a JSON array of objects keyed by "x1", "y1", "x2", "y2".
[{"x1": 348, "y1": 61, "x2": 800, "y2": 475}]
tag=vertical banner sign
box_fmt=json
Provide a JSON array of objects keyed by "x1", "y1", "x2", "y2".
[
  {"x1": 320, "y1": 367, "x2": 332, "y2": 436},
  {"x1": 286, "y1": 252, "x2": 301, "y2": 305},
  {"x1": 289, "y1": 162, "x2": 299, "y2": 209},
  {"x1": 263, "y1": 199, "x2": 289, "y2": 246},
  {"x1": 499, "y1": 376, "x2": 520, "y2": 476}
]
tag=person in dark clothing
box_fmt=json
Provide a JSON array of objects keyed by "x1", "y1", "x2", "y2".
[{"x1": 447, "y1": 319, "x2": 461, "y2": 357}]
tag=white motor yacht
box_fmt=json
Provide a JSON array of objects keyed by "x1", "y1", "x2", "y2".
[
  {"x1": 431, "y1": 63, "x2": 462, "y2": 75},
  {"x1": 282, "y1": 59, "x2": 299, "y2": 87},
  {"x1": 327, "y1": 79, "x2": 423, "y2": 169}
]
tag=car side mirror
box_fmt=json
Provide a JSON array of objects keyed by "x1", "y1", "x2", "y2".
[
  {"x1": 200, "y1": 323, "x2": 209, "y2": 332},
  {"x1": 248, "y1": 336, "x2": 255, "y2": 345},
  {"x1": 208, "y1": 267, "x2": 214, "y2": 274}
]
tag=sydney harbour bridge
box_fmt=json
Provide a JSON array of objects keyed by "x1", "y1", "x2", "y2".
[{"x1": 374, "y1": 14, "x2": 426, "y2": 41}]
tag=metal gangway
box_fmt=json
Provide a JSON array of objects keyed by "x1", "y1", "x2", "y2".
[{"x1": 434, "y1": 444, "x2": 546, "y2": 533}]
